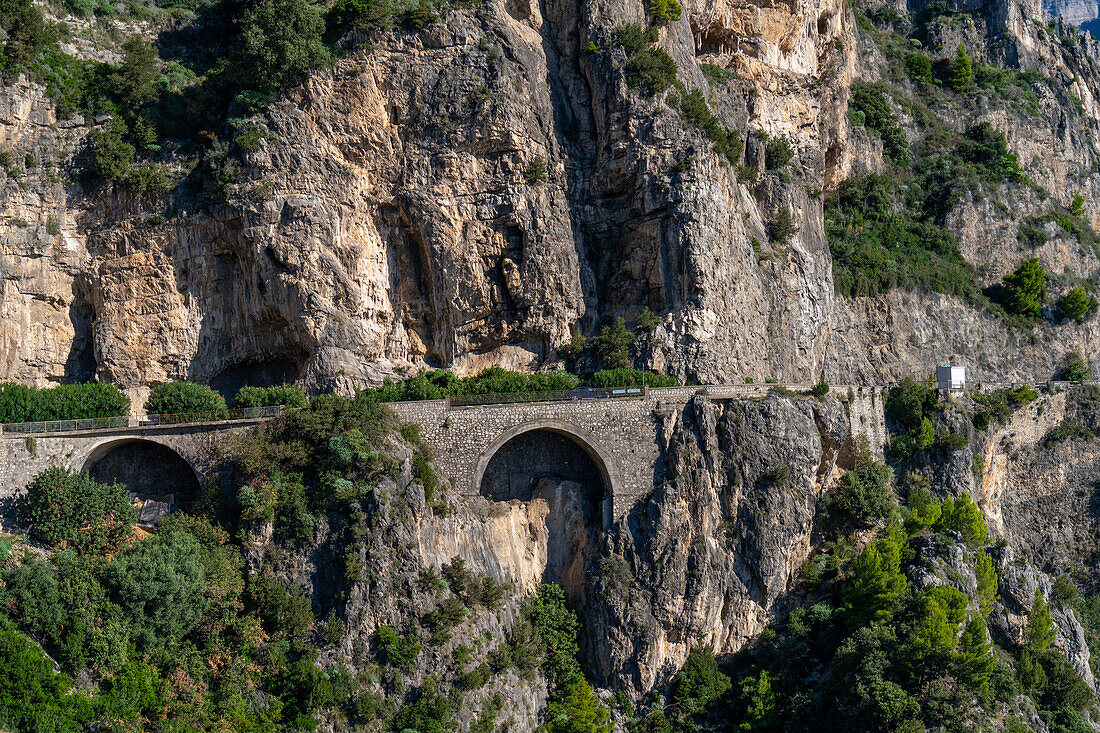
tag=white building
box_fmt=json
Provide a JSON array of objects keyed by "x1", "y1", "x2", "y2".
[{"x1": 936, "y1": 366, "x2": 966, "y2": 391}]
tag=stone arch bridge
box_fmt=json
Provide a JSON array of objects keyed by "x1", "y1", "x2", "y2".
[
  {"x1": 0, "y1": 386, "x2": 887, "y2": 523},
  {"x1": 386, "y1": 384, "x2": 887, "y2": 524}
]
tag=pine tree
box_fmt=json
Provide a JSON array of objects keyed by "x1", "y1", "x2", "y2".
[
  {"x1": 974, "y1": 549, "x2": 998, "y2": 619},
  {"x1": 957, "y1": 618, "x2": 995, "y2": 692},
  {"x1": 1027, "y1": 588, "x2": 1056, "y2": 653}
]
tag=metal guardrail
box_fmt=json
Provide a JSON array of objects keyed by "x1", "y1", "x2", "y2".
[
  {"x1": 0, "y1": 405, "x2": 283, "y2": 435},
  {"x1": 449, "y1": 386, "x2": 645, "y2": 407}
]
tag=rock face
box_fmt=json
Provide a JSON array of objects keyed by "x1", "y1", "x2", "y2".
[{"x1": 3, "y1": 0, "x2": 1100, "y2": 395}]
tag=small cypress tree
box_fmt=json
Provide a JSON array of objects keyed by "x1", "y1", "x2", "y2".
[{"x1": 948, "y1": 44, "x2": 972, "y2": 91}]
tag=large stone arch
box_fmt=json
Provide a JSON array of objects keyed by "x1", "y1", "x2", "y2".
[
  {"x1": 79, "y1": 437, "x2": 202, "y2": 517},
  {"x1": 472, "y1": 419, "x2": 620, "y2": 530}
]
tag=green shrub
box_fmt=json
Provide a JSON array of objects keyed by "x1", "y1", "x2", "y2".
[
  {"x1": 1052, "y1": 576, "x2": 1078, "y2": 609},
  {"x1": 1058, "y1": 286, "x2": 1097, "y2": 323},
  {"x1": 20, "y1": 467, "x2": 136, "y2": 555},
  {"x1": 615, "y1": 23, "x2": 677, "y2": 95},
  {"x1": 809, "y1": 382, "x2": 829, "y2": 398},
  {"x1": 1027, "y1": 589, "x2": 1055, "y2": 652},
  {"x1": 0, "y1": 620, "x2": 93, "y2": 731},
  {"x1": 959, "y1": 122, "x2": 1023, "y2": 182},
  {"x1": 233, "y1": 385, "x2": 308, "y2": 408},
  {"x1": 701, "y1": 62, "x2": 738, "y2": 84},
  {"x1": 934, "y1": 494, "x2": 987, "y2": 547},
  {"x1": 235, "y1": 0, "x2": 331, "y2": 92},
  {"x1": 819, "y1": 460, "x2": 894, "y2": 531},
  {"x1": 326, "y1": 0, "x2": 393, "y2": 38},
  {"x1": 376, "y1": 625, "x2": 421, "y2": 668},
  {"x1": 826, "y1": 174, "x2": 972, "y2": 299},
  {"x1": 906, "y1": 53, "x2": 932, "y2": 81},
  {"x1": 1060, "y1": 352, "x2": 1091, "y2": 382},
  {"x1": 1042, "y1": 420, "x2": 1092, "y2": 447},
  {"x1": 524, "y1": 157, "x2": 548, "y2": 184},
  {"x1": 1018, "y1": 224, "x2": 1049, "y2": 247},
  {"x1": 848, "y1": 82, "x2": 909, "y2": 165},
  {"x1": 768, "y1": 206, "x2": 798, "y2": 245},
  {"x1": 764, "y1": 135, "x2": 794, "y2": 170},
  {"x1": 106, "y1": 531, "x2": 208, "y2": 650},
  {"x1": 0, "y1": 382, "x2": 130, "y2": 424},
  {"x1": 144, "y1": 381, "x2": 227, "y2": 415},
  {"x1": 885, "y1": 377, "x2": 935, "y2": 430},
  {"x1": 588, "y1": 369, "x2": 678, "y2": 388},
  {"x1": 677, "y1": 89, "x2": 741, "y2": 164}
]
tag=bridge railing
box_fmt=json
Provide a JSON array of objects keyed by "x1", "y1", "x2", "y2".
[
  {"x1": 449, "y1": 386, "x2": 645, "y2": 407},
  {"x1": 0, "y1": 405, "x2": 283, "y2": 436}
]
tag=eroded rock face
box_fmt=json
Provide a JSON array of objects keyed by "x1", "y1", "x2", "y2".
[{"x1": 4, "y1": 0, "x2": 1100, "y2": 393}]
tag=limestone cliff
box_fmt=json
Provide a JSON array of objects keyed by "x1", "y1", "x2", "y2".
[{"x1": 3, "y1": 0, "x2": 1100, "y2": 396}]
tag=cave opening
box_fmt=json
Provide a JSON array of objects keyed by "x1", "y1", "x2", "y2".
[
  {"x1": 84, "y1": 440, "x2": 201, "y2": 526},
  {"x1": 478, "y1": 428, "x2": 611, "y2": 604}
]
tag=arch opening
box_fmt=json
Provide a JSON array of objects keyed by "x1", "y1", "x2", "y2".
[
  {"x1": 84, "y1": 440, "x2": 201, "y2": 525},
  {"x1": 477, "y1": 425, "x2": 613, "y2": 603}
]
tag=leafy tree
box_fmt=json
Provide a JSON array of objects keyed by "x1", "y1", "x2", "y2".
[
  {"x1": 1058, "y1": 286, "x2": 1097, "y2": 323},
  {"x1": 671, "y1": 646, "x2": 732, "y2": 714},
  {"x1": 1000, "y1": 257, "x2": 1046, "y2": 318},
  {"x1": 20, "y1": 468, "x2": 136, "y2": 555},
  {"x1": 819, "y1": 460, "x2": 894, "y2": 531},
  {"x1": 558, "y1": 329, "x2": 587, "y2": 360},
  {"x1": 0, "y1": 382, "x2": 130, "y2": 423},
  {"x1": 885, "y1": 378, "x2": 935, "y2": 431},
  {"x1": 376, "y1": 625, "x2": 421, "y2": 668},
  {"x1": 106, "y1": 532, "x2": 208, "y2": 649},
  {"x1": 236, "y1": 0, "x2": 331, "y2": 93},
  {"x1": 526, "y1": 583, "x2": 580, "y2": 685},
  {"x1": 144, "y1": 381, "x2": 227, "y2": 415},
  {"x1": 91, "y1": 120, "x2": 136, "y2": 183},
  {"x1": 915, "y1": 417, "x2": 935, "y2": 450},
  {"x1": 947, "y1": 44, "x2": 972, "y2": 91},
  {"x1": 635, "y1": 307, "x2": 661, "y2": 335},
  {"x1": 960, "y1": 122, "x2": 1023, "y2": 181},
  {"x1": 0, "y1": 0, "x2": 58, "y2": 76},
  {"x1": 957, "y1": 618, "x2": 994, "y2": 692},
  {"x1": 906, "y1": 53, "x2": 932, "y2": 81},
  {"x1": 1052, "y1": 576, "x2": 1078, "y2": 609},
  {"x1": 1027, "y1": 588, "x2": 1055, "y2": 653},
  {"x1": 0, "y1": 620, "x2": 93, "y2": 731},
  {"x1": 595, "y1": 317, "x2": 634, "y2": 370},
  {"x1": 1071, "y1": 191, "x2": 1085, "y2": 218},
  {"x1": 737, "y1": 670, "x2": 778, "y2": 732}
]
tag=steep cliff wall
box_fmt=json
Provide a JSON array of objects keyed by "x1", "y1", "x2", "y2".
[{"x1": 4, "y1": 0, "x2": 1100, "y2": 394}]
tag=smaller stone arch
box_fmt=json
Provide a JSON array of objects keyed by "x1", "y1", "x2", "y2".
[
  {"x1": 80, "y1": 437, "x2": 202, "y2": 521},
  {"x1": 472, "y1": 419, "x2": 620, "y2": 530}
]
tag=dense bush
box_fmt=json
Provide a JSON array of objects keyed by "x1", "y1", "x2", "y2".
[
  {"x1": 325, "y1": 0, "x2": 393, "y2": 38},
  {"x1": 644, "y1": 0, "x2": 681, "y2": 23},
  {"x1": 233, "y1": 384, "x2": 308, "y2": 408},
  {"x1": 106, "y1": 532, "x2": 209, "y2": 649},
  {"x1": 144, "y1": 381, "x2": 227, "y2": 415},
  {"x1": 615, "y1": 24, "x2": 677, "y2": 95},
  {"x1": 0, "y1": 620, "x2": 93, "y2": 731},
  {"x1": 819, "y1": 459, "x2": 895, "y2": 532},
  {"x1": 19, "y1": 467, "x2": 136, "y2": 555},
  {"x1": 826, "y1": 174, "x2": 975, "y2": 299},
  {"x1": 849, "y1": 82, "x2": 909, "y2": 165},
  {"x1": 588, "y1": 369, "x2": 678, "y2": 388},
  {"x1": 947, "y1": 44, "x2": 972, "y2": 91},
  {"x1": 670, "y1": 646, "x2": 732, "y2": 714},
  {"x1": 0, "y1": 382, "x2": 130, "y2": 423},
  {"x1": 235, "y1": 0, "x2": 330, "y2": 92}
]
